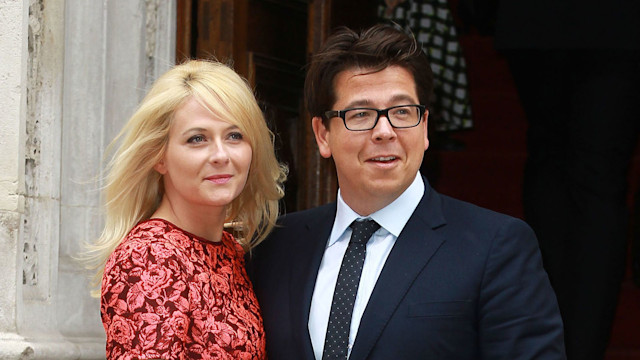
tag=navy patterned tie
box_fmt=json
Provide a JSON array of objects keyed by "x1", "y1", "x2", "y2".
[{"x1": 322, "y1": 219, "x2": 380, "y2": 360}]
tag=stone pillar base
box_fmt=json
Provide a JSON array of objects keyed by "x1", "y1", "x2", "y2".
[{"x1": 0, "y1": 333, "x2": 104, "y2": 360}]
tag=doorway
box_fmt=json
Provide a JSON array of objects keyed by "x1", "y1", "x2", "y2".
[{"x1": 175, "y1": 0, "x2": 379, "y2": 212}]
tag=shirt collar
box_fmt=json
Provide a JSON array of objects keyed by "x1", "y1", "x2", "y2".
[{"x1": 328, "y1": 172, "x2": 425, "y2": 246}]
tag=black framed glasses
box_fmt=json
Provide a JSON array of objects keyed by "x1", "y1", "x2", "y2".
[{"x1": 324, "y1": 104, "x2": 426, "y2": 131}]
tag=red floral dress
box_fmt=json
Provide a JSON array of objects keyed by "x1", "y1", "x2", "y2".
[{"x1": 101, "y1": 219, "x2": 266, "y2": 360}]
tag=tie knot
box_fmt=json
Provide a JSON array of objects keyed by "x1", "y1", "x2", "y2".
[{"x1": 349, "y1": 219, "x2": 380, "y2": 245}]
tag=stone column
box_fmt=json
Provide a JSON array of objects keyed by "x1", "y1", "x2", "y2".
[
  {"x1": 0, "y1": 0, "x2": 176, "y2": 358},
  {"x1": 0, "y1": 0, "x2": 30, "y2": 356}
]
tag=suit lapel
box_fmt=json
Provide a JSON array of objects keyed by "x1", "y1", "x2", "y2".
[
  {"x1": 289, "y1": 204, "x2": 336, "y2": 360},
  {"x1": 350, "y1": 182, "x2": 447, "y2": 360}
]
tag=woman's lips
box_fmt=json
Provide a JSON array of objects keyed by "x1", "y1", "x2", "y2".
[{"x1": 206, "y1": 174, "x2": 232, "y2": 184}]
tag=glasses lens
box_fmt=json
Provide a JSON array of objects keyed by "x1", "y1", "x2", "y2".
[
  {"x1": 342, "y1": 105, "x2": 422, "y2": 130},
  {"x1": 344, "y1": 109, "x2": 378, "y2": 130},
  {"x1": 389, "y1": 105, "x2": 421, "y2": 128}
]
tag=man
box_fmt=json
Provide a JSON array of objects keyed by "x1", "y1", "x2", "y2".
[{"x1": 249, "y1": 24, "x2": 566, "y2": 359}]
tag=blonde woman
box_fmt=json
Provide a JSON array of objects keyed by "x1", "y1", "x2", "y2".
[{"x1": 87, "y1": 60, "x2": 286, "y2": 359}]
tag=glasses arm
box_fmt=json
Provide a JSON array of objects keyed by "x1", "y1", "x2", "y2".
[{"x1": 324, "y1": 110, "x2": 341, "y2": 120}]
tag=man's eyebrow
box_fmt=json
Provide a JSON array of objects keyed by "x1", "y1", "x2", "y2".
[
  {"x1": 388, "y1": 94, "x2": 418, "y2": 104},
  {"x1": 342, "y1": 94, "x2": 418, "y2": 109},
  {"x1": 343, "y1": 99, "x2": 373, "y2": 108}
]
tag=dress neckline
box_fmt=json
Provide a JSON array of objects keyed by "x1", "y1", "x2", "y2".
[{"x1": 145, "y1": 217, "x2": 227, "y2": 246}]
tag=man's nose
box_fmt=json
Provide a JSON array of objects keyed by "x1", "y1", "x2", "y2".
[{"x1": 371, "y1": 115, "x2": 397, "y2": 140}]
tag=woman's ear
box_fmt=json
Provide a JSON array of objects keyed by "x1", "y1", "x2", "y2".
[{"x1": 154, "y1": 159, "x2": 167, "y2": 175}]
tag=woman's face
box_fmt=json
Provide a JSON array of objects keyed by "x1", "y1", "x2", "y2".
[{"x1": 154, "y1": 97, "x2": 252, "y2": 212}]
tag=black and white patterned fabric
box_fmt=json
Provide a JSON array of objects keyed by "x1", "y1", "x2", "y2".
[{"x1": 380, "y1": 0, "x2": 473, "y2": 132}]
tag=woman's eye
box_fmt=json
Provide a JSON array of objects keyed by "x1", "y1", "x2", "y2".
[
  {"x1": 228, "y1": 132, "x2": 244, "y2": 141},
  {"x1": 187, "y1": 134, "x2": 206, "y2": 143}
]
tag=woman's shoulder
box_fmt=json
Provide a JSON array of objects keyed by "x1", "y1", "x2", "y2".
[
  {"x1": 105, "y1": 219, "x2": 194, "y2": 271},
  {"x1": 220, "y1": 230, "x2": 246, "y2": 259},
  {"x1": 120, "y1": 218, "x2": 193, "y2": 249}
]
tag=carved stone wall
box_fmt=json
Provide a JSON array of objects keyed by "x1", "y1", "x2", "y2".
[
  {"x1": 0, "y1": 0, "x2": 176, "y2": 358},
  {"x1": 0, "y1": 0, "x2": 29, "y2": 355}
]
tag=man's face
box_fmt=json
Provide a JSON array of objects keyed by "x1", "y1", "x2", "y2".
[{"x1": 312, "y1": 65, "x2": 429, "y2": 215}]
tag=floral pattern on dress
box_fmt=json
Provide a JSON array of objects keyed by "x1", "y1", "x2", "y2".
[{"x1": 101, "y1": 219, "x2": 266, "y2": 360}]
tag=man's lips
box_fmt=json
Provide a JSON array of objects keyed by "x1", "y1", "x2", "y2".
[
  {"x1": 368, "y1": 156, "x2": 398, "y2": 163},
  {"x1": 205, "y1": 174, "x2": 232, "y2": 184}
]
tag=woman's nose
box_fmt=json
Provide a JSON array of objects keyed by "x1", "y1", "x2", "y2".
[{"x1": 209, "y1": 141, "x2": 230, "y2": 164}]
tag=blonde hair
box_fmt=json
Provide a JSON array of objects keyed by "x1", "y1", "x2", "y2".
[{"x1": 85, "y1": 60, "x2": 287, "y2": 287}]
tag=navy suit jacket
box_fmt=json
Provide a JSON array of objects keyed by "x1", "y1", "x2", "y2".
[{"x1": 249, "y1": 179, "x2": 566, "y2": 359}]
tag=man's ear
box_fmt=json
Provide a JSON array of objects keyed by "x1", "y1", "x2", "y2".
[
  {"x1": 423, "y1": 109, "x2": 430, "y2": 151},
  {"x1": 154, "y1": 159, "x2": 167, "y2": 175},
  {"x1": 312, "y1": 116, "x2": 332, "y2": 159}
]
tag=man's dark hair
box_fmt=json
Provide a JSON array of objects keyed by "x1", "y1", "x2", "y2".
[{"x1": 304, "y1": 24, "x2": 434, "y2": 125}]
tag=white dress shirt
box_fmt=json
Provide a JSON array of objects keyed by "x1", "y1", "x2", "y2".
[{"x1": 308, "y1": 173, "x2": 425, "y2": 359}]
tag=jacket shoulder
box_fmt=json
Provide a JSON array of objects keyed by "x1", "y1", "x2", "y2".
[
  {"x1": 277, "y1": 202, "x2": 336, "y2": 225},
  {"x1": 434, "y1": 191, "x2": 533, "y2": 236}
]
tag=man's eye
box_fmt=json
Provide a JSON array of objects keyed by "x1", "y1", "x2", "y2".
[
  {"x1": 347, "y1": 110, "x2": 374, "y2": 121},
  {"x1": 391, "y1": 107, "x2": 410, "y2": 115},
  {"x1": 187, "y1": 135, "x2": 206, "y2": 143}
]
